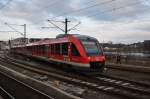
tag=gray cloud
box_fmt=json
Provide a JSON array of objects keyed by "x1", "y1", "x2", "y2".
[
  {"x1": 0, "y1": 0, "x2": 150, "y2": 43},
  {"x1": 134, "y1": 22, "x2": 150, "y2": 31},
  {"x1": 1, "y1": 0, "x2": 150, "y2": 22}
]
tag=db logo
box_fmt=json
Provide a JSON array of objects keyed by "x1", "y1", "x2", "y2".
[{"x1": 95, "y1": 58, "x2": 99, "y2": 61}]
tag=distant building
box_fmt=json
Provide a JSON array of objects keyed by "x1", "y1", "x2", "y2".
[
  {"x1": 10, "y1": 37, "x2": 52, "y2": 48},
  {"x1": 0, "y1": 41, "x2": 9, "y2": 50},
  {"x1": 28, "y1": 38, "x2": 42, "y2": 43},
  {"x1": 0, "y1": 41, "x2": 3, "y2": 50},
  {"x1": 101, "y1": 43, "x2": 125, "y2": 52},
  {"x1": 10, "y1": 37, "x2": 28, "y2": 47},
  {"x1": 144, "y1": 40, "x2": 150, "y2": 51}
]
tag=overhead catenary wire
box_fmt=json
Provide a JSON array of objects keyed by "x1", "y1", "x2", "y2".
[
  {"x1": 46, "y1": 18, "x2": 81, "y2": 34},
  {"x1": 30, "y1": 0, "x2": 61, "y2": 11},
  {"x1": 0, "y1": 0, "x2": 13, "y2": 10},
  {"x1": 86, "y1": 0, "x2": 142, "y2": 18},
  {"x1": 24, "y1": 0, "x2": 144, "y2": 25},
  {"x1": 54, "y1": 0, "x2": 150, "y2": 23},
  {"x1": 1, "y1": 0, "x2": 150, "y2": 33},
  {"x1": 4, "y1": 23, "x2": 24, "y2": 36},
  {"x1": 38, "y1": 0, "x2": 150, "y2": 24},
  {"x1": 0, "y1": 0, "x2": 13, "y2": 23},
  {"x1": 27, "y1": 0, "x2": 64, "y2": 24},
  {"x1": 0, "y1": 31, "x2": 17, "y2": 32},
  {"x1": 25, "y1": 0, "x2": 102, "y2": 24},
  {"x1": 0, "y1": 0, "x2": 13, "y2": 24},
  {"x1": 47, "y1": 20, "x2": 65, "y2": 32},
  {"x1": 68, "y1": 22, "x2": 81, "y2": 32},
  {"x1": 52, "y1": 0, "x2": 116, "y2": 19},
  {"x1": 50, "y1": 0, "x2": 150, "y2": 22}
]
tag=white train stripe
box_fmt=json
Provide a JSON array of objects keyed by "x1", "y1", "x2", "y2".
[{"x1": 49, "y1": 58, "x2": 90, "y2": 68}]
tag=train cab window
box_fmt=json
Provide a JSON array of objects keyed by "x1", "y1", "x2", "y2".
[
  {"x1": 81, "y1": 40, "x2": 102, "y2": 56},
  {"x1": 62, "y1": 43, "x2": 68, "y2": 55},
  {"x1": 71, "y1": 44, "x2": 80, "y2": 56}
]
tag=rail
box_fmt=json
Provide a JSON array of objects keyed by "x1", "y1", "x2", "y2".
[{"x1": 0, "y1": 55, "x2": 150, "y2": 99}]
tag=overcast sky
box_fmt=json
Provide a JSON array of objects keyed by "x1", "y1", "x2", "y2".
[{"x1": 0, "y1": 0, "x2": 150, "y2": 44}]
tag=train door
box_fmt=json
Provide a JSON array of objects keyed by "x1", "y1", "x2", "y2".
[
  {"x1": 51, "y1": 44, "x2": 55, "y2": 56},
  {"x1": 70, "y1": 43, "x2": 81, "y2": 62},
  {"x1": 33, "y1": 46, "x2": 36, "y2": 55},
  {"x1": 62, "y1": 42, "x2": 69, "y2": 61},
  {"x1": 45, "y1": 44, "x2": 49, "y2": 57},
  {"x1": 55, "y1": 43, "x2": 61, "y2": 56},
  {"x1": 48, "y1": 44, "x2": 51, "y2": 57}
]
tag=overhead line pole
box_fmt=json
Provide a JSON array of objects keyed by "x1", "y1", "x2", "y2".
[
  {"x1": 5, "y1": 23, "x2": 27, "y2": 46},
  {"x1": 64, "y1": 18, "x2": 70, "y2": 35},
  {"x1": 47, "y1": 18, "x2": 72, "y2": 35},
  {"x1": 23, "y1": 24, "x2": 27, "y2": 45}
]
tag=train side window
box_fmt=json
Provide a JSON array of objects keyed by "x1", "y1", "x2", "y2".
[
  {"x1": 71, "y1": 44, "x2": 80, "y2": 56},
  {"x1": 34, "y1": 46, "x2": 36, "y2": 53},
  {"x1": 52, "y1": 44, "x2": 55, "y2": 55},
  {"x1": 45, "y1": 45, "x2": 49, "y2": 55},
  {"x1": 55, "y1": 44, "x2": 60, "y2": 55},
  {"x1": 40, "y1": 45, "x2": 44, "y2": 55},
  {"x1": 51, "y1": 44, "x2": 54, "y2": 54},
  {"x1": 62, "y1": 43, "x2": 68, "y2": 55},
  {"x1": 37, "y1": 46, "x2": 39, "y2": 53},
  {"x1": 42, "y1": 45, "x2": 45, "y2": 55}
]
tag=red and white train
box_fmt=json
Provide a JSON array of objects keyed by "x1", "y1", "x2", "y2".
[{"x1": 12, "y1": 34, "x2": 105, "y2": 72}]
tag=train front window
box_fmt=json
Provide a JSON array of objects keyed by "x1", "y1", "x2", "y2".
[{"x1": 81, "y1": 41, "x2": 102, "y2": 56}]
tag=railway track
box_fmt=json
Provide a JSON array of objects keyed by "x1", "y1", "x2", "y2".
[
  {"x1": 97, "y1": 74, "x2": 150, "y2": 88},
  {"x1": 0, "y1": 69, "x2": 54, "y2": 99},
  {"x1": 0, "y1": 55, "x2": 150, "y2": 99},
  {"x1": 0, "y1": 86, "x2": 15, "y2": 99},
  {"x1": 106, "y1": 63, "x2": 150, "y2": 74},
  {"x1": 92, "y1": 76, "x2": 150, "y2": 98}
]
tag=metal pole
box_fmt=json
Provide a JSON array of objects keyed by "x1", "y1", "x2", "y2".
[
  {"x1": 65, "y1": 18, "x2": 67, "y2": 35},
  {"x1": 23, "y1": 24, "x2": 26, "y2": 46}
]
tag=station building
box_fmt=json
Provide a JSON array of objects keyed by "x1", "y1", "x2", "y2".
[{"x1": 144, "y1": 40, "x2": 150, "y2": 52}]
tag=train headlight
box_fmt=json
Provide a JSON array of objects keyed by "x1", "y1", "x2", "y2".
[{"x1": 88, "y1": 57, "x2": 91, "y2": 60}]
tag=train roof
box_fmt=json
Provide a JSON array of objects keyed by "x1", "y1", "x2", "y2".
[
  {"x1": 26, "y1": 34, "x2": 98, "y2": 47},
  {"x1": 26, "y1": 37, "x2": 69, "y2": 46},
  {"x1": 57, "y1": 34, "x2": 97, "y2": 41},
  {"x1": 73, "y1": 34, "x2": 97, "y2": 41}
]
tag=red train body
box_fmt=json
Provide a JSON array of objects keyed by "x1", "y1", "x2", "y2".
[{"x1": 12, "y1": 34, "x2": 105, "y2": 72}]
